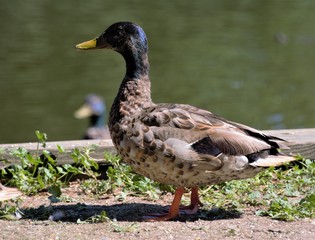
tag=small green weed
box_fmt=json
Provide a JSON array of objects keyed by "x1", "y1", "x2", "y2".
[
  {"x1": 0, "y1": 198, "x2": 23, "y2": 220},
  {"x1": 77, "y1": 210, "x2": 110, "y2": 224}
]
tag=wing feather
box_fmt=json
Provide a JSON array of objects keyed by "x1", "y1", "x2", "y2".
[{"x1": 142, "y1": 103, "x2": 285, "y2": 156}]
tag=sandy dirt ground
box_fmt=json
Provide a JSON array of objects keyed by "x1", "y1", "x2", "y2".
[{"x1": 0, "y1": 184, "x2": 314, "y2": 240}]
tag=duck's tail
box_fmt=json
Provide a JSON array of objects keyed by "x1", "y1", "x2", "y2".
[{"x1": 249, "y1": 155, "x2": 297, "y2": 167}]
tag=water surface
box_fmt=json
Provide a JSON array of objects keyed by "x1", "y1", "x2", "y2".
[{"x1": 1, "y1": 0, "x2": 315, "y2": 143}]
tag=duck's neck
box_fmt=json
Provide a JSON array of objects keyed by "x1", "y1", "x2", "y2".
[
  {"x1": 90, "y1": 112, "x2": 105, "y2": 128},
  {"x1": 122, "y1": 44, "x2": 150, "y2": 79},
  {"x1": 109, "y1": 49, "x2": 152, "y2": 126}
]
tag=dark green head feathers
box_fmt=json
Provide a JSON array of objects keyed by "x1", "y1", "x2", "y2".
[{"x1": 76, "y1": 22, "x2": 149, "y2": 78}]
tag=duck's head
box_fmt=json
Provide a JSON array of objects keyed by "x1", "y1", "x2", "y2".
[
  {"x1": 76, "y1": 22, "x2": 148, "y2": 55},
  {"x1": 76, "y1": 22, "x2": 149, "y2": 78},
  {"x1": 74, "y1": 94, "x2": 106, "y2": 127}
]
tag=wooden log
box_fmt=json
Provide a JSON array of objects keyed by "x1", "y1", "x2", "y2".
[
  {"x1": 0, "y1": 128, "x2": 314, "y2": 168},
  {"x1": 264, "y1": 128, "x2": 315, "y2": 159},
  {"x1": 0, "y1": 139, "x2": 115, "y2": 168}
]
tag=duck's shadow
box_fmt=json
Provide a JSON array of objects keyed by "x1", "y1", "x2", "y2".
[{"x1": 21, "y1": 202, "x2": 242, "y2": 222}]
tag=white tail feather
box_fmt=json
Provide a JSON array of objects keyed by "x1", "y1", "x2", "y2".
[{"x1": 249, "y1": 155, "x2": 297, "y2": 167}]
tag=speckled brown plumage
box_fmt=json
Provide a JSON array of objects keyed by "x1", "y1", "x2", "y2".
[{"x1": 76, "y1": 22, "x2": 297, "y2": 221}]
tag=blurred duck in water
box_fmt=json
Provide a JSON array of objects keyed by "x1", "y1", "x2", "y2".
[{"x1": 75, "y1": 94, "x2": 110, "y2": 139}]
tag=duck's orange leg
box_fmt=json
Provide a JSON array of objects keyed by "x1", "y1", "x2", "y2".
[
  {"x1": 144, "y1": 187, "x2": 184, "y2": 221},
  {"x1": 178, "y1": 187, "x2": 203, "y2": 214}
]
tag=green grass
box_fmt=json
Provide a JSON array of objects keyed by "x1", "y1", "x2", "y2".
[
  {"x1": 0, "y1": 131, "x2": 314, "y2": 221},
  {"x1": 1, "y1": 131, "x2": 100, "y2": 196},
  {"x1": 0, "y1": 198, "x2": 23, "y2": 220},
  {"x1": 200, "y1": 159, "x2": 315, "y2": 221}
]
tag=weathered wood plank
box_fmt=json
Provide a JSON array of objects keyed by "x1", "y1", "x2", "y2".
[
  {"x1": 264, "y1": 128, "x2": 315, "y2": 160},
  {"x1": 0, "y1": 128, "x2": 314, "y2": 168},
  {"x1": 0, "y1": 139, "x2": 115, "y2": 168},
  {"x1": 264, "y1": 128, "x2": 315, "y2": 144}
]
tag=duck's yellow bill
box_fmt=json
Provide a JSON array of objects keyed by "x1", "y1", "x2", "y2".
[
  {"x1": 76, "y1": 39, "x2": 97, "y2": 50},
  {"x1": 74, "y1": 104, "x2": 93, "y2": 119}
]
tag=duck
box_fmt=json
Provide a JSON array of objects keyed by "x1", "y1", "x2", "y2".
[
  {"x1": 0, "y1": 183, "x2": 21, "y2": 201},
  {"x1": 76, "y1": 22, "x2": 297, "y2": 221},
  {"x1": 74, "y1": 94, "x2": 110, "y2": 139}
]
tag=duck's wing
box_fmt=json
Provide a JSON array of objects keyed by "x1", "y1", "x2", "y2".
[{"x1": 141, "y1": 103, "x2": 285, "y2": 157}]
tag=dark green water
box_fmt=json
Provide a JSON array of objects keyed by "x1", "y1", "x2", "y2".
[{"x1": 1, "y1": 0, "x2": 315, "y2": 143}]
